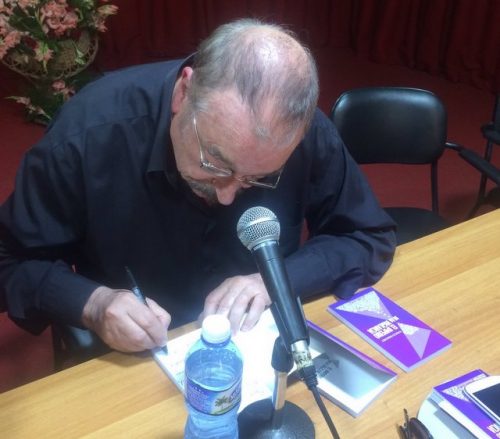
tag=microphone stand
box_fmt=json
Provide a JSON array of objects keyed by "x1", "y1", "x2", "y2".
[{"x1": 238, "y1": 336, "x2": 315, "y2": 438}]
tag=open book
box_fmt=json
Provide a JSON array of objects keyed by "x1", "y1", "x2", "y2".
[
  {"x1": 153, "y1": 309, "x2": 397, "y2": 417},
  {"x1": 328, "y1": 288, "x2": 452, "y2": 372}
]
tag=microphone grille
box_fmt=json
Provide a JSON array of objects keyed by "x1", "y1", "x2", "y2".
[{"x1": 237, "y1": 206, "x2": 280, "y2": 250}]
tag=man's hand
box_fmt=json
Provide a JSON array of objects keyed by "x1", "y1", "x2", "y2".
[
  {"x1": 82, "y1": 286, "x2": 171, "y2": 352},
  {"x1": 202, "y1": 273, "x2": 271, "y2": 333}
]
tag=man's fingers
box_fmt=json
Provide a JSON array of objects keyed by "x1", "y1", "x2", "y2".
[
  {"x1": 83, "y1": 286, "x2": 171, "y2": 352},
  {"x1": 226, "y1": 287, "x2": 256, "y2": 333},
  {"x1": 145, "y1": 298, "x2": 171, "y2": 346},
  {"x1": 127, "y1": 299, "x2": 169, "y2": 348},
  {"x1": 239, "y1": 294, "x2": 268, "y2": 331},
  {"x1": 203, "y1": 274, "x2": 271, "y2": 334},
  {"x1": 203, "y1": 283, "x2": 227, "y2": 316}
]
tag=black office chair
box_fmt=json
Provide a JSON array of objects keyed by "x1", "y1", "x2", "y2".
[
  {"x1": 330, "y1": 87, "x2": 500, "y2": 245},
  {"x1": 467, "y1": 93, "x2": 500, "y2": 218},
  {"x1": 0, "y1": 287, "x2": 107, "y2": 370},
  {"x1": 52, "y1": 323, "x2": 109, "y2": 370},
  {"x1": 330, "y1": 87, "x2": 455, "y2": 245}
]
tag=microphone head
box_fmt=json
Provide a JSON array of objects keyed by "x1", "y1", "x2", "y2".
[{"x1": 237, "y1": 206, "x2": 280, "y2": 250}]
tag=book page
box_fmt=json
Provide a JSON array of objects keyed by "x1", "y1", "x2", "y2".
[{"x1": 153, "y1": 309, "x2": 277, "y2": 412}]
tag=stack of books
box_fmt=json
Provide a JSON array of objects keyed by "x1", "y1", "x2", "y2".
[{"x1": 418, "y1": 370, "x2": 500, "y2": 438}]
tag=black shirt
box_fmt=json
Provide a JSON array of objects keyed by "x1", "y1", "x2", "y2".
[{"x1": 0, "y1": 57, "x2": 396, "y2": 333}]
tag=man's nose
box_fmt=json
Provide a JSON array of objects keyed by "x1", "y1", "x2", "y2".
[{"x1": 214, "y1": 179, "x2": 242, "y2": 205}]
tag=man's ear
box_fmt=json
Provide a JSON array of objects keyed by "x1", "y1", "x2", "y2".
[{"x1": 171, "y1": 67, "x2": 193, "y2": 114}]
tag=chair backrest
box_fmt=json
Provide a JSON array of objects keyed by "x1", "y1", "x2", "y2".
[{"x1": 330, "y1": 87, "x2": 448, "y2": 165}]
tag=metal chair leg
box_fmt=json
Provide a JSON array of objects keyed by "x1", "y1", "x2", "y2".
[{"x1": 468, "y1": 139, "x2": 495, "y2": 218}]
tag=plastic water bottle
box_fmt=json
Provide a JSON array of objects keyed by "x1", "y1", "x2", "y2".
[{"x1": 184, "y1": 314, "x2": 243, "y2": 439}]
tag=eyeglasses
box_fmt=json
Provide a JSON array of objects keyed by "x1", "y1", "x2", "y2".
[
  {"x1": 398, "y1": 409, "x2": 433, "y2": 439},
  {"x1": 193, "y1": 116, "x2": 283, "y2": 189}
]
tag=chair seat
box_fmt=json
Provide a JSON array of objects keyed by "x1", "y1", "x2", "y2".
[{"x1": 385, "y1": 207, "x2": 449, "y2": 245}]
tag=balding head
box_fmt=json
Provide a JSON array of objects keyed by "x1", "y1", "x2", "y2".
[{"x1": 188, "y1": 19, "x2": 319, "y2": 144}]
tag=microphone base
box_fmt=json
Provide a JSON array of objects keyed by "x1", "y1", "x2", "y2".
[{"x1": 238, "y1": 399, "x2": 315, "y2": 438}]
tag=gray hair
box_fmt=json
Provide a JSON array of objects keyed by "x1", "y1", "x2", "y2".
[{"x1": 189, "y1": 19, "x2": 319, "y2": 139}]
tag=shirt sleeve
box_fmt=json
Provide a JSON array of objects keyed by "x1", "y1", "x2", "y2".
[
  {"x1": 0, "y1": 133, "x2": 100, "y2": 333},
  {"x1": 285, "y1": 111, "x2": 397, "y2": 300}
]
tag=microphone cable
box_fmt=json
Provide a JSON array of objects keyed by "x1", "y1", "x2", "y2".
[{"x1": 299, "y1": 364, "x2": 341, "y2": 439}]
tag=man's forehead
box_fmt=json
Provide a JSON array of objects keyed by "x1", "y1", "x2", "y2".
[{"x1": 200, "y1": 90, "x2": 304, "y2": 148}]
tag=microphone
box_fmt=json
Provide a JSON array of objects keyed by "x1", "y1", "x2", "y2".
[{"x1": 237, "y1": 206, "x2": 315, "y2": 376}]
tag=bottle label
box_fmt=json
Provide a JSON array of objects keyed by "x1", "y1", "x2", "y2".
[{"x1": 185, "y1": 376, "x2": 242, "y2": 415}]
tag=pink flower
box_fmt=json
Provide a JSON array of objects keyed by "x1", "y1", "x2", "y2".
[
  {"x1": 94, "y1": 4, "x2": 117, "y2": 32},
  {"x1": 46, "y1": 12, "x2": 78, "y2": 36},
  {"x1": 10, "y1": 96, "x2": 31, "y2": 106},
  {"x1": 34, "y1": 41, "x2": 53, "y2": 63},
  {"x1": 0, "y1": 42, "x2": 9, "y2": 59},
  {"x1": 4, "y1": 29, "x2": 21, "y2": 45},
  {"x1": 17, "y1": 0, "x2": 38, "y2": 11},
  {"x1": 51, "y1": 79, "x2": 66, "y2": 91},
  {"x1": 92, "y1": 19, "x2": 105, "y2": 32},
  {"x1": 0, "y1": 14, "x2": 10, "y2": 36},
  {"x1": 40, "y1": 0, "x2": 68, "y2": 21},
  {"x1": 97, "y1": 4, "x2": 118, "y2": 17},
  {"x1": 52, "y1": 79, "x2": 75, "y2": 99},
  {"x1": 0, "y1": 0, "x2": 13, "y2": 15},
  {"x1": 40, "y1": 0, "x2": 79, "y2": 37},
  {"x1": 0, "y1": 29, "x2": 21, "y2": 59},
  {"x1": 0, "y1": 9, "x2": 14, "y2": 36}
]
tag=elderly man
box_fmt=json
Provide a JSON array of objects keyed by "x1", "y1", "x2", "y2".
[{"x1": 0, "y1": 19, "x2": 396, "y2": 354}]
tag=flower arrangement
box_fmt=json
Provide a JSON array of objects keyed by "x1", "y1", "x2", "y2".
[{"x1": 0, "y1": 0, "x2": 118, "y2": 123}]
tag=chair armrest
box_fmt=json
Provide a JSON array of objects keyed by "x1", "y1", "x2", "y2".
[{"x1": 446, "y1": 142, "x2": 500, "y2": 186}]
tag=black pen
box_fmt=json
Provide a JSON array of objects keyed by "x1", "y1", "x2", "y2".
[{"x1": 125, "y1": 266, "x2": 168, "y2": 354}]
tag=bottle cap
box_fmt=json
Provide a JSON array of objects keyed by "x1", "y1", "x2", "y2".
[{"x1": 201, "y1": 314, "x2": 231, "y2": 344}]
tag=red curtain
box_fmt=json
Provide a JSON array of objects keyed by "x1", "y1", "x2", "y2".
[
  {"x1": 97, "y1": 0, "x2": 499, "y2": 93},
  {"x1": 97, "y1": 0, "x2": 340, "y2": 68},
  {"x1": 349, "y1": 0, "x2": 500, "y2": 93}
]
